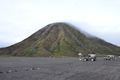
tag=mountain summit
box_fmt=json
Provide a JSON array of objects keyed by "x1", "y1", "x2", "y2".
[{"x1": 0, "y1": 22, "x2": 120, "y2": 56}]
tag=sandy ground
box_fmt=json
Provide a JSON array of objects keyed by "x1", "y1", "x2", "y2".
[{"x1": 0, "y1": 57, "x2": 120, "y2": 80}]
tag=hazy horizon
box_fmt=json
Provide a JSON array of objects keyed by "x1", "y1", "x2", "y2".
[{"x1": 0, "y1": 0, "x2": 120, "y2": 47}]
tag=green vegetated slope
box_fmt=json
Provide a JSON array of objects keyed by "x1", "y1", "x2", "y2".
[{"x1": 0, "y1": 22, "x2": 120, "y2": 56}]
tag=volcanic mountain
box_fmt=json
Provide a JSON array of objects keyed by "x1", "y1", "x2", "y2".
[{"x1": 0, "y1": 22, "x2": 120, "y2": 56}]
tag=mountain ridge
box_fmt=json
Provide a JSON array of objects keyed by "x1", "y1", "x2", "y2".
[{"x1": 0, "y1": 22, "x2": 120, "y2": 56}]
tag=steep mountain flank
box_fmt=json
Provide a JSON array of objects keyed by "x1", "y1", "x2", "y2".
[{"x1": 0, "y1": 22, "x2": 120, "y2": 56}]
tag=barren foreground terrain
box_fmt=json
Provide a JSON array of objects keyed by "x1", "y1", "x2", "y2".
[{"x1": 0, "y1": 57, "x2": 120, "y2": 80}]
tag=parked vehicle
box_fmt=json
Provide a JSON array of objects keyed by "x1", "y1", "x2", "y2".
[
  {"x1": 88, "y1": 54, "x2": 96, "y2": 61},
  {"x1": 104, "y1": 55, "x2": 115, "y2": 61},
  {"x1": 78, "y1": 53, "x2": 96, "y2": 61}
]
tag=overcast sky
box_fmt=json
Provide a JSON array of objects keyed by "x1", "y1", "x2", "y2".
[{"x1": 0, "y1": 0, "x2": 120, "y2": 47}]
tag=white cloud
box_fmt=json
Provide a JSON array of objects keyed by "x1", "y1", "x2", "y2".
[{"x1": 0, "y1": 0, "x2": 120, "y2": 47}]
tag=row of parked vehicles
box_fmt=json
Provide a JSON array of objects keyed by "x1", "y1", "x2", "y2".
[{"x1": 78, "y1": 53, "x2": 116, "y2": 61}]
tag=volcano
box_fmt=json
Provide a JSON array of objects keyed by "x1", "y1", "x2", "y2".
[{"x1": 0, "y1": 22, "x2": 120, "y2": 56}]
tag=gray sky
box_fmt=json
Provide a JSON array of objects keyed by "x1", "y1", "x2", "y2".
[{"x1": 0, "y1": 0, "x2": 120, "y2": 47}]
